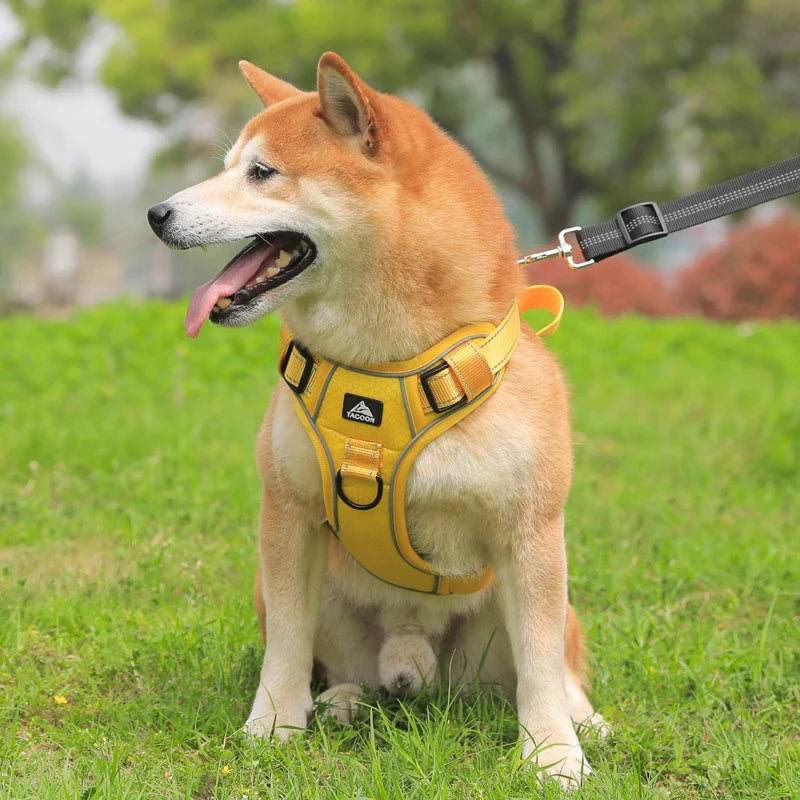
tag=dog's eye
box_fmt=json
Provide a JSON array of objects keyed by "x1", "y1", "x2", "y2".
[{"x1": 250, "y1": 162, "x2": 277, "y2": 181}]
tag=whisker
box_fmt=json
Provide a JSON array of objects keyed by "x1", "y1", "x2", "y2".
[{"x1": 219, "y1": 129, "x2": 234, "y2": 149}]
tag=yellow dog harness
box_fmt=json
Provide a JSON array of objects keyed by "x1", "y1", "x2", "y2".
[{"x1": 278, "y1": 285, "x2": 564, "y2": 595}]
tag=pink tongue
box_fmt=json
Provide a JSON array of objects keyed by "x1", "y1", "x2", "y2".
[{"x1": 184, "y1": 243, "x2": 275, "y2": 338}]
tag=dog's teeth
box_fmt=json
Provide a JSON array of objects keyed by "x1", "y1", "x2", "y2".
[
  {"x1": 275, "y1": 250, "x2": 291, "y2": 269},
  {"x1": 267, "y1": 265, "x2": 280, "y2": 278},
  {"x1": 215, "y1": 297, "x2": 232, "y2": 309}
]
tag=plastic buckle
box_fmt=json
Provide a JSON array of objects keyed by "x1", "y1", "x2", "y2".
[
  {"x1": 615, "y1": 202, "x2": 668, "y2": 246},
  {"x1": 280, "y1": 340, "x2": 314, "y2": 394},
  {"x1": 420, "y1": 362, "x2": 468, "y2": 414}
]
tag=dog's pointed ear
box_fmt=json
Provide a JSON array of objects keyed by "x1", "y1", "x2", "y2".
[
  {"x1": 239, "y1": 60, "x2": 301, "y2": 107},
  {"x1": 316, "y1": 52, "x2": 378, "y2": 155}
]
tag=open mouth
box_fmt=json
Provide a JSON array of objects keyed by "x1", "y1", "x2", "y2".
[{"x1": 184, "y1": 231, "x2": 317, "y2": 337}]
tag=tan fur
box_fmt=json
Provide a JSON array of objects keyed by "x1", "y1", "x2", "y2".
[
  {"x1": 565, "y1": 601, "x2": 588, "y2": 684},
  {"x1": 255, "y1": 576, "x2": 588, "y2": 683},
  {"x1": 154, "y1": 52, "x2": 605, "y2": 788},
  {"x1": 254, "y1": 559, "x2": 266, "y2": 643}
]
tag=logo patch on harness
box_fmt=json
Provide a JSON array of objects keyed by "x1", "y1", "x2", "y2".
[{"x1": 342, "y1": 393, "x2": 383, "y2": 427}]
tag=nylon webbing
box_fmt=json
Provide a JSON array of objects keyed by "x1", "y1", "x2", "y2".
[
  {"x1": 576, "y1": 155, "x2": 800, "y2": 263},
  {"x1": 419, "y1": 303, "x2": 520, "y2": 412}
]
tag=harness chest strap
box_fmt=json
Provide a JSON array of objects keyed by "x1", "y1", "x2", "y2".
[{"x1": 277, "y1": 285, "x2": 563, "y2": 595}]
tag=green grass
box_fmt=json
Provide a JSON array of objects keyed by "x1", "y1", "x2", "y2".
[{"x1": 1, "y1": 301, "x2": 798, "y2": 799}]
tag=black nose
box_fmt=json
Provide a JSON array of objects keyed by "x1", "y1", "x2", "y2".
[{"x1": 147, "y1": 202, "x2": 172, "y2": 235}]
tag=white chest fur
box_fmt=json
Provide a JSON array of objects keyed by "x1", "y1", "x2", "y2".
[{"x1": 267, "y1": 381, "x2": 537, "y2": 581}]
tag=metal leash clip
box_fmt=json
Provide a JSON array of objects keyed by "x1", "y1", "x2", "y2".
[{"x1": 517, "y1": 226, "x2": 595, "y2": 270}]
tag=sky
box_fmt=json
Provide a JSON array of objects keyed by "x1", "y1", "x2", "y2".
[{"x1": 0, "y1": 2, "x2": 164, "y2": 200}]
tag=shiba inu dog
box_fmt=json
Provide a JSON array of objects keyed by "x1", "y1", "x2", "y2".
[{"x1": 148, "y1": 52, "x2": 604, "y2": 788}]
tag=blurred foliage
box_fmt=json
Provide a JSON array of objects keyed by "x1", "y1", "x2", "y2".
[
  {"x1": 35, "y1": 177, "x2": 110, "y2": 247},
  {"x1": 8, "y1": 0, "x2": 800, "y2": 234},
  {"x1": 0, "y1": 42, "x2": 28, "y2": 216},
  {"x1": 59, "y1": 195, "x2": 106, "y2": 246},
  {"x1": 532, "y1": 251, "x2": 677, "y2": 318},
  {"x1": 0, "y1": 115, "x2": 31, "y2": 288},
  {"x1": 0, "y1": 117, "x2": 26, "y2": 208},
  {"x1": 676, "y1": 214, "x2": 800, "y2": 321}
]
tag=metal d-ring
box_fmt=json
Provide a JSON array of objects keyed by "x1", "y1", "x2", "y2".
[{"x1": 336, "y1": 470, "x2": 384, "y2": 511}]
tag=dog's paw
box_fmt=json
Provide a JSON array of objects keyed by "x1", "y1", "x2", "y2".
[
  {"x1": 523, "y1": 738, "x2": 591, "y2": 791},
  {"x1": 243, "y1": 710, "x2": 308, "y2": 741},
  {"x1": 378, "y1": 631, "x2": 437, "y2": 696},
  {"x1": 243, "y1": 688, "x2": 313, "y2": 741},
  {"x1": 315, "y1": 682, "x2": 363, "y2": 723},
  {"x1": 576, "y1": 711, "x2": 611, "y2": 740}
]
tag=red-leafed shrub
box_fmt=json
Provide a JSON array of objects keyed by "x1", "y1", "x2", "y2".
[
  {"x1": 524, "y1": 252, "x2": 676, "y2": 317},
  {"x1": 675, "y1": 215, "x2": 800, "y2": 321}
]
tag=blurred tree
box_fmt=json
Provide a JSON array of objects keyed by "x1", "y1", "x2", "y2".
[
  {"x1": 0, "y1": 44, "x2": 29, "y2": 227},
  {"x1": 0, "y1": 106, "x2": 31, "y2": 270},
  {"x1": 0, "y1": 118, "x2": 26, "y2": 210},
  {"x1": 44, "y1": 176, "x2": 109, "y2": 247},
  {"x1": 0, "y1": 115, "x2": 33, "y2": 309},
  {"x1": 9, "y1": 0, "x2": 800, "y2": 236}
]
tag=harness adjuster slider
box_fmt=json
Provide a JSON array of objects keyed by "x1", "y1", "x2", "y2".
[
  {"x1": 280, "y1": 340, "x2": 315, "y2": 394},
  {"x1": 420, "y1": 362, "x2": 469, "y2": 414},
  {"x1": 615, "y1": 201, "x2": 668, "y2": 246}
]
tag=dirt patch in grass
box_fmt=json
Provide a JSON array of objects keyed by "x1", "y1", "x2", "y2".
[{"x1": 0, "y1": 535, "x2": 130, "y2": 590}]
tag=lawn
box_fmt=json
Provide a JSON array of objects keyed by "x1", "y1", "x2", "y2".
[{"x1": 1, "y1": 300, "x2": 798, "y2": 799}]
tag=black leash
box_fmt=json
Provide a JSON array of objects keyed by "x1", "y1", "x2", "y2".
[{"x1": 519, "y1": 155, "x2": 800, "y2": 269}]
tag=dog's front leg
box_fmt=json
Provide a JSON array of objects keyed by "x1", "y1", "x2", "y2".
[
  {"x1": 244, "y1": 485, "x2": 328, "y2": 740},
  {"x1": 495, "y1": 511, "x2": 588, "y2": 788}
]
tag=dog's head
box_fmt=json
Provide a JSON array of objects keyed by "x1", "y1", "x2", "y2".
[{"x1": 148, "y1": 53, "x2": 521, "y2": 361}]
